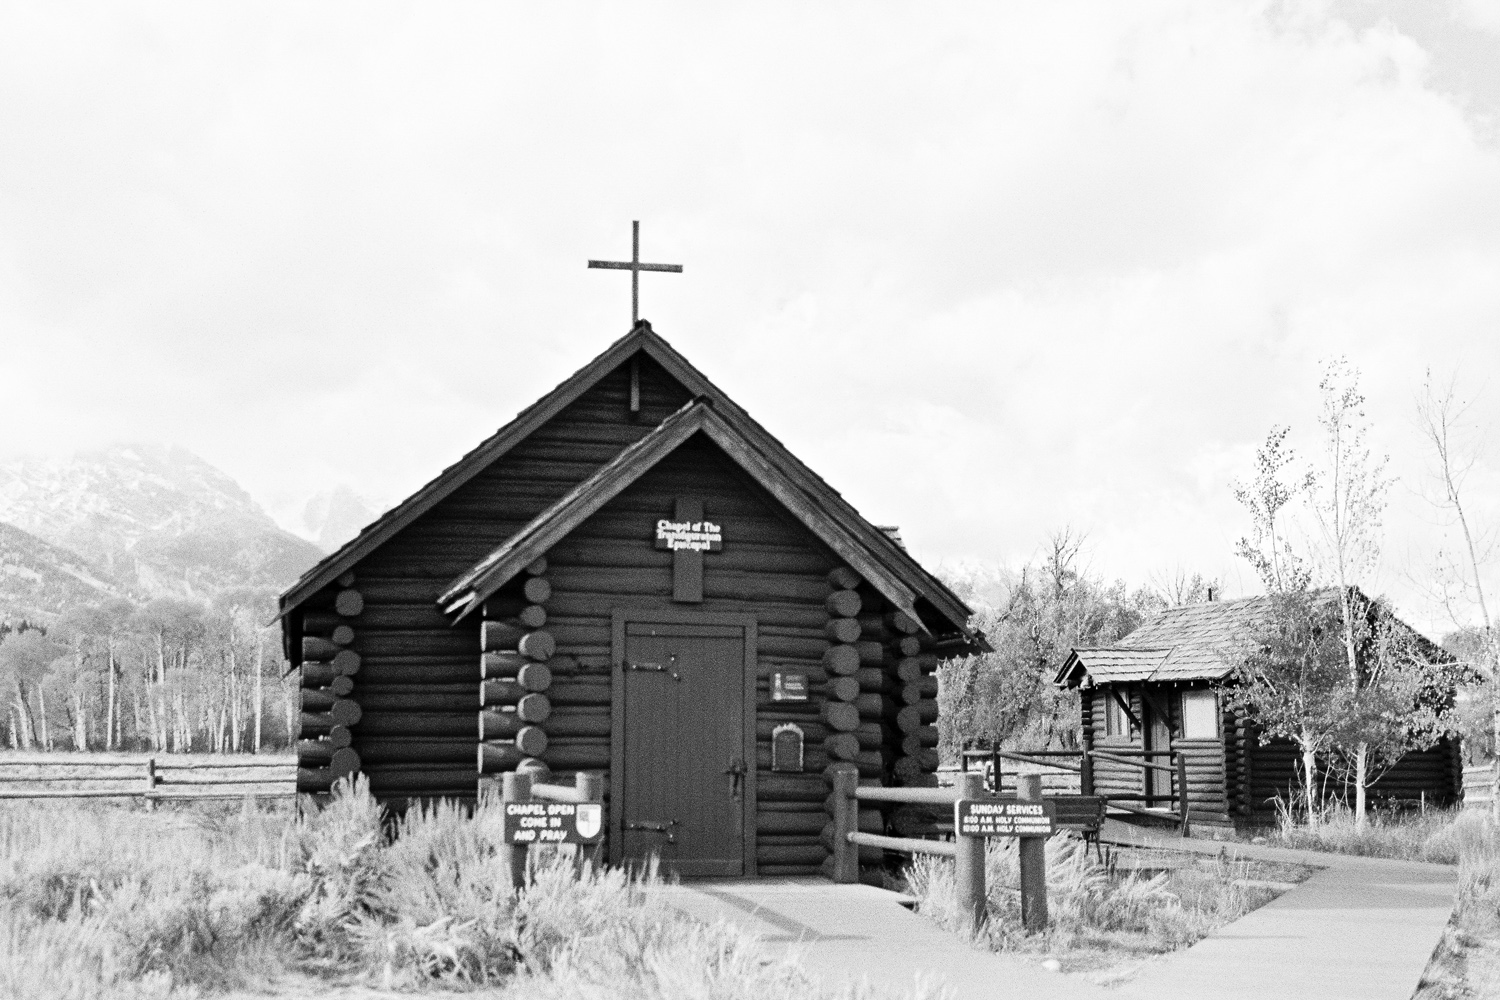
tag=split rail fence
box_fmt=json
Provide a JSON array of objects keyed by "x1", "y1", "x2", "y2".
[
  {"x1": 1464, "y1": 764, "x2": 1495, "y2": 812},
  {"x1": 0, "y1": 753, "x2": 297, "y2": 801}
]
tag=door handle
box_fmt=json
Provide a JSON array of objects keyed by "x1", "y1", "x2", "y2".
[{"x1": 723, "y1": 757, "x2": 746, "y2": 801}]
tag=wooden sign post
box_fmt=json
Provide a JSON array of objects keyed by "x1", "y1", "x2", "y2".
[{"x1": 953, "y1": 773, "x2": 1053, "y2": 933}]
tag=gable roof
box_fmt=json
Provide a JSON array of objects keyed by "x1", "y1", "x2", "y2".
[
  {"x1": 1055, "y1": 591, "x2": 1340, "y2": 687},
  {"x1": 1054, "y1": 588, "x2": 1451, "y2": 688},
  {"x1": 438, "y1": 398, "x2": 978, "y2": 647},
  {"x1": 280, "y1": 321, "x2": 980, "y2": 643}
]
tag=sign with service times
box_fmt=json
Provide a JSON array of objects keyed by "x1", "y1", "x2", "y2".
[{"x1": 954, "y1": 798, "x2": 1057, "y2": 838}]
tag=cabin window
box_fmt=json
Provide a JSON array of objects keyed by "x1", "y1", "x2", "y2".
[
  {"x1": 1104, "y1": 688, "x2": 1129, "y2": 737},
  {"x1": 1180, "y1": 690, "x2": 1219, "y2": 740}
]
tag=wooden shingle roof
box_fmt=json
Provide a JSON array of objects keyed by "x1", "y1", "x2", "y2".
[{"x1": 1055, "y1": 591, "x2": 1345, "y2": 687}]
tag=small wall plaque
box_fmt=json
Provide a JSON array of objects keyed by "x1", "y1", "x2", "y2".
[
  {"x1": 771, "y1": 723, "x2": 804, "y2": 773},
  {"x1": 771, "y1": 671, "x2": 809, "y2": 702}
]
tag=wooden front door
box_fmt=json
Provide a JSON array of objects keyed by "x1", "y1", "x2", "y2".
[
  {"x1": 618, "y1": 621, "x2": 748, "y2": 877},
  {"x1": 1142, "y1": 694, "x2": 1174, "y2": 805}
]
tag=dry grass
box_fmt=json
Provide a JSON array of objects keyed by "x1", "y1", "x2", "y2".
[
  {"x1": 1262, "y1": 801, "x2": 1468, "y2": 863},
  {"x1": 0, "y1": 780, "x2": 920, "y2": 1000},
  {"x1": 903, "y1": 832, "x2": 1309, "y2": 978}
]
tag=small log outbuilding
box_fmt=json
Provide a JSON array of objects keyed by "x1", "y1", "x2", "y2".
[
  {"x1": 1055, "y1": 591, "x2": 1463, "y2": 830},
  {"x1": 280, "y1": 322, "x2": 985, "y2": 877}
]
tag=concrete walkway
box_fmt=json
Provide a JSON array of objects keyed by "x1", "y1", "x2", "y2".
[
  {"x1": 659, "y1": 827, "x2": 1458, "y2": 1000},
  {"x1": 657, "y1": 879, "x2": 1104, "y2": 999},
  {"x1": 1103, "y1": 822, "x2": 1458, "y2": 1000}
]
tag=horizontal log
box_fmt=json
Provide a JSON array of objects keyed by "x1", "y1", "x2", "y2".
[
  {"x1": 301, "y1": 689, "x2": 337, "y2": 712},
  {"x1": 855, "y1": 694, "x2": 897, "y2": 719},
  {"x1": 336, "y1": 589, "x2": 365, "y2": 617},
  {"x1": 298, "y1": 739, "x2": 333, "y2": 766},
  {"x1": 756, "y1": 845, "x2": 829, "y2": 866},
  {"x1": 895, "y1": 656, "x2": 936, "y2": 683},
  {"x1": 302, "y1": 636, "x2": 340, "y2": 662},
  {"x1": 330, "y1": 748, "x2": 361, "y2": 777},
  {"x1": 307, "y1": 606, "x2": 445, "y2": 631},
  {"x1": 547, "y1": 712, "x2": 613, "y2": 738},
  {"x1": 827, "y1": 676, "x2": 861, "y2": 702},
  {"x1": 481, "y1": 669, "x2": 552, "y2": 706},
  {"x1": 357, "y1": 714, "x2": 477, "y2": 738},
  {"x1": 855, "y1": 641, "x2": 884, "y2": 665},
  {"x1": 551, "y1": 683, "x2": 612, "y2": 707},
  {"x1": 362, "y1": 767, "x2": 477, "y2": 794},
  {"x1": 523, "y1": 577, "x2": 552, "y2": 604},
  {"x1": 352, "y1": 738, "x2": 478, "y2": 765},
  {"x1": 824, "y1": 618, "x2": 862, "y2": 644},
  {"x1": 826, "y1": 590, "x2": 862, "y2": 618},
  {"x1": 821, "y1": 702, "x2": 860, "y2": 733},
  {"x1": 826, "y1": 733, "x2": 860, "y2": 761},
  {"x1": 896, "y1": 702, "x2": 938, "y2": 732},
  {"x1": 519, "y1": 631, "x2": 556, "y2": 662},
  {"x1": 823, "y1": 645, "x2": 860, "y2": 676},
  {"x1": 901, "y1": 730, "x2": 939, "y2": 755},
  {"x1": 483, "y1": 598, "x2": 548, "y2": 629},
  {"x1": 828, "y1": 567, "x2": 861, "y2": 590},
  {"x1": 300, "y1": 662, "x2": 344, "y2": 687},
  {"x1": 901, "y1": 677, "x2": 938, "y2": 703},
  {"x1": 297, "y1": 767, "x2": 333, "y2": 793},
  {"x1": 357, "y1": 687, "x2": 473, "y2": 713},
  {"x1": 350, "y1": 658, "x2": 472, "y2": 685},
  {"x1": 478, "y1": 742, "x2": 524, "y2": 774},
  {"x1": 481, "y1": 621, "x2": 527, "y2": 652},
  {"x1": 756, "y1": 812, "x2": 828, "y2": 836},
  {"x1": 758, "y1": 772, "x2": 828, "y2": 802},
  {"x1": 543, "y1": 743, "x2": 611, "y2": 770},
  {"x1": 525, "y1": 556, "x2": 548, "y2": 577},
  {"x1": 855, "y1": 667, "x2": 895, "y2": 692},
  {"x1": 887, "y1": 610, "x2": 921, "y2": 636}
]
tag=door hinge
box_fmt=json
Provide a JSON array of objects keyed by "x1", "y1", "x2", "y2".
[
  {"x1": 625, "y1": 819, "x2": 679, "y2": 843},
  {"x1": 627, "y1": 656, "x2": 681, "y2": 682}
]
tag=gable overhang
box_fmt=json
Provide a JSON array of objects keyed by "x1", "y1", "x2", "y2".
[
  {"x1": 437, "y1": 399, "x2": 978, "y2": 646},
  {"x1": 280, "y1": 321, "x2": 980, "y2": 642}
]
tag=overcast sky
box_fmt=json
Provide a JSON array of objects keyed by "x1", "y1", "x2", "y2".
[{"x1": 2, "y1": 2, "x2": 1498, "y2": 634}]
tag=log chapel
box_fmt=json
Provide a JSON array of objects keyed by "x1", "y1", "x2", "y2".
[{"x1": 280, "y1": 321, "x2": 986, "y2": 877}]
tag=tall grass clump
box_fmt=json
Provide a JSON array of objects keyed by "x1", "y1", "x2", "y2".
[
  {"x1": 1267, "y1": 799, "x2": 1467, "y2": 862},
  {"x1": 0, "y1": 781, "x2": 920, "y2": 999},
  {"x1": 906, "y1": 832, "x2": 1287, "y2": 963}
]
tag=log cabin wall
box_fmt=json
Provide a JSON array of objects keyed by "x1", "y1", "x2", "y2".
[
  {"x1": 1081, "y1": 682, "x2": 1233, "y2": 828},
  {"x1": 532, "y1": 435, "x2": 862, "y2": 876},
  {"x1": 295, "y1": 356, "x2": 694, "y2": 804},
  {"x1": 1243, "y1": 735, "x2": 1463, "y2": 824}
]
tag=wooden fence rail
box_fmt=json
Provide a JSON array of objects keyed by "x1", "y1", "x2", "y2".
[
  {"x1": 0, "y1": 753, "x2": 297, "y2": 800},
  {"x1": 1463, "y1": 764, "x2": 1495, "y2": 811}
]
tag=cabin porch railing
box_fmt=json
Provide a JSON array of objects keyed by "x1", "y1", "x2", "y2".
[{"x1": 961, "y1": 746, "x2": 1190, "y2": 835}]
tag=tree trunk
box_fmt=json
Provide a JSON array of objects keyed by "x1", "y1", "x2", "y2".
[
  {"x1": 1301, "y1": 736, "x2": 1319, "y2": 829},
  {"x1": 253, "y1": 637, "x2": 264, "y2": 753},
  {"x1": 106, "y1": 645, "x2": 117, "y2": 750},
  {"x1": 13, "y1": 685, "x2": 36, "y2": 749},
  {"x1": 1354, "y1": 742, "x2": 1368, "y2": 830}
]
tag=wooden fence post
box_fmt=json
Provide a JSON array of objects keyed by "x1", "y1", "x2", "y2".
[
  {"x1": 954, "y1": 770, "x2": 987, "y2": 931},
  {"x1": 576, "y1": 771, "x2": 604, "y2": 875},
  {"x1": 1079, "y1": 749, "x2": 1094, "y2": 797},
  {"x1": 1017, "y1": 773, "x2": 1048, "y2": 933},
  {"x1": 502, "y1": 770, "x2": 533, "y2": 892},
  {"x1": 831, "y1": 764, "x2": 859, "y2": 884},
  {"x1": 1176, "y1": 751, "x2": 1190, "y2": 837},
  {"x1": 144, "y1": 756, "x2": 157, "y2": 810}
]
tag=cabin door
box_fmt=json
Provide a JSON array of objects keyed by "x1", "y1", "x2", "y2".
[
  {"x1": 617, "y1": 622, "x2": 747, "y2": 877},
  {"x1": 1141, "y1": 695, "x2": 1174, "y2": 806}
]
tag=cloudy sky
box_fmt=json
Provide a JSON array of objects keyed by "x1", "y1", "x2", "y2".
[{"x1": 2, "y1": 2, "x2": 1498, "y2": 634}]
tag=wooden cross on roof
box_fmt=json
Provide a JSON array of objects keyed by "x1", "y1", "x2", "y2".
[{"x1": 588, "y1": 221, "x2": 682, "y2": 325}]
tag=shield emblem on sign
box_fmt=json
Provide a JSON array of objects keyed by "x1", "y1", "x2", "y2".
[{"x1": 575, "y1": 803, "x2": 603, "y2": 840}]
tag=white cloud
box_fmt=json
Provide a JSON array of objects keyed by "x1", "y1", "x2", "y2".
[{"x1": 0, "y1": 2, "x2": 1497, "y2": 636}]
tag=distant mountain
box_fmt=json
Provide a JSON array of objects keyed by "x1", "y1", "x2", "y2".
[
  {"x1": 299, "y1": 485, "x2": 383, "y2": 553},
  {"x1": 0, "y1": 521, "x2": 126, "y2": 625},
  {"x1": 0, "y1": 444, "x2": 323, "y2": 600}
]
